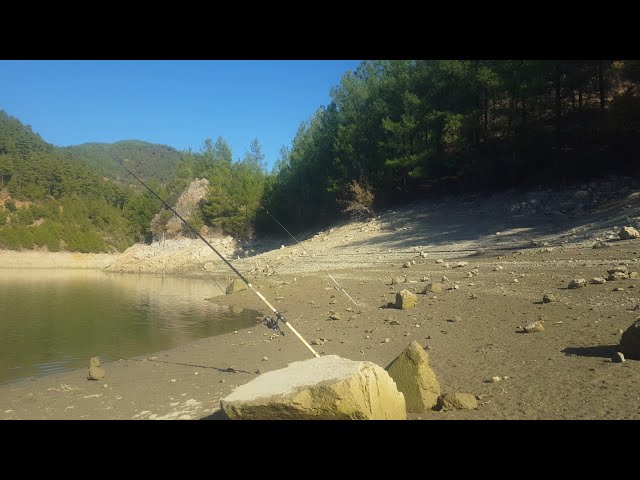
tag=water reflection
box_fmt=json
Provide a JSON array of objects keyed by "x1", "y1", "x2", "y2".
[{"x1": 0, "y1": 269, "x2": 262, "y2": 385}]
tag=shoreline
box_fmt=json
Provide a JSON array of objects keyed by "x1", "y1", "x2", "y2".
[{"x1": 0, "y1": 250, "x2": 118, "y2": 270}]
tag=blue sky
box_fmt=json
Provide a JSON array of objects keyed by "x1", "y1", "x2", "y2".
[{"x1": 0, "y1": 60, "x2": 361, "y2": 170}]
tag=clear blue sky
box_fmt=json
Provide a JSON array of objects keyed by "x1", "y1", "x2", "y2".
[{"x1": 0, "y1": 60, "x2": 361, "y2": 170}]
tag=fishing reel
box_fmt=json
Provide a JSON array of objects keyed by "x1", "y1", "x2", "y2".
[{"x1": 263, "y1": 315, "x2": 285, "y2": 336}]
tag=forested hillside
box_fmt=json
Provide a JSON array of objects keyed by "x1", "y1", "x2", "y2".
[
  {"x1": 61, "y1": 140, "x2": 182, "y2": 185},
  {"x1": 0, "y1": 111, "x2": 161, "y2": 252},
  {"x1": 3, "y1": 60, "x2": 640, "y2": 252},
  {"x1": 257, "y1": 60, "x2": 640, "y2": 233}
]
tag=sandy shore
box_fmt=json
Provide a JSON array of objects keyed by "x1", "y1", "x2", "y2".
[
  {"x1": 2, "y1": 241, "x2": 640, "y2": 420},
  {"x1": 0, "y1": 250, "x2": 118, "y2": 269},
  {"x1": 2, "y1": 184, "x2": 640, "y2": 419}
]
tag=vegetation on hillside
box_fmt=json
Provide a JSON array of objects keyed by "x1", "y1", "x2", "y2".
[
  {"x1": 60, "y1": 140, "x2": 182, "y2": 185},
  {"x1": 0, "y1": 111, "x2": 161, "y2": 252},
  {"x1": 3, "y1": 60, "x2": 640, "y2": 251},
  {"x1": 257, "y1": 60, "x2": 640, "y2": 234}
]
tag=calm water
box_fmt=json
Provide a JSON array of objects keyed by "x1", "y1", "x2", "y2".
[{"x1": 0, "y1": 269, "x2": 262, "y2": 385}]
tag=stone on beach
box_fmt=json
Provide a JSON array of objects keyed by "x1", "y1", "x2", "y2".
[
  {"x1": 226, "y1": 279, "x2": 248, "y2": 294},
  {"x1": 220, "y1": 355, "x2": 406, "y2": 420},
  {"x1": 385, "y1": 341, "x2": 441, "y2": 412}
]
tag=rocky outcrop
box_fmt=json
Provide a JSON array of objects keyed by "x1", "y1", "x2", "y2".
[{"x1": 220, "y1": 355, "x2": 406, "y2": 420}]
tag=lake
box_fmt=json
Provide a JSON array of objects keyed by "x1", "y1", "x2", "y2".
[{"x1": 0, "y1": 269, "x2": 262, "y2": 385}]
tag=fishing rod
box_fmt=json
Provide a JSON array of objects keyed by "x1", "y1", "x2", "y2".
[
  {"x1": 190, "y1": 252, "x2": 226, "y2": 295},
  {"x1": 259, "y1": 205, "x2": 358, "y2": 306},
  {"x1": 119, "y1": 159, "x2": 319, "y2": 358}
]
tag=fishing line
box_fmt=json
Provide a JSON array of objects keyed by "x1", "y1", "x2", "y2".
[
  {"x1": 120, "y1": 159, "x2": 319, "y2": 358},
  {"x1": 259, "y1": 205, "x2": 358, "y2": 306}
]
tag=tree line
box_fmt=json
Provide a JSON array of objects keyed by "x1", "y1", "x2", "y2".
[{"x1": 257, "y1": 60, "x2": 640, "y2": 234}]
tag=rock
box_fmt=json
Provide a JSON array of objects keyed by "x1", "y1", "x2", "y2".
[
  {"x1": 436, "y1": 259, "x2": 444, "y2": 264},
  {"x1": 220, "y1": 355, "x2": 406, "y2": 420},
  {"x1": 494, "y1": 266, "x2": 503, "y2": 271},
  {"x1": 590, "y1": 277, "x2": 607, "y2": 285},
  {"x1": 262, "y1": 357, "x2": 269, "y2": 361},
  {"x1": 382, "y1": 338, "x2": 391, "y2": 344},
  {"x1": 89, "y1": 357, "x2": 101, "y2": 368},
  {"x1": 612, "y1": 352, "x2": 626, "y2": 363},
  {"x1": 568, "y1": 279, "x2": 587, "y2": 289},
  {"x1": 619, "y1": 226, "x2": 640, "y2": 240},
  {"x1": 608, "y1": 266, "x2": 628, "y2": 274},
  {"x1": 88, "y1": 366, "x2": 105, "y2": 380},
  {"x1": 436, "y1": 393, "x2": 478, "y2": 411},
  {"x1": 441, "y1": 275, "x2": 449, "y2": 282},
  {"x1": 620, "y1": 319, "x2": 640, "y2": 360},
  {"x1": 449, "y1": 315, "x2": 462, "y2": 323},
  {"x1": 385, "y1": 340, "x2": 441, "y2": 412},
  {"x1": 420, "y1": 252, "x2": 428, "y2": 258},
  {"x1": 614, "y1": 287, "x2": 624, "y2": 292},
  {"x1": 631, "y1": 272, "x2": 639, "y2": 279},
  {"x1": 388, "y1": 320, "x2": 401, "y2": 325},
  {"x1": 523, "y1": 321, "x2": 544, "y2": 333},
  {"x1": 608, "y1": 272, "x2": 629, "y2": 281},
  {"x1": 484, "y1": 376, "x2": 501, "y2": 383},
  {"x1": 396, "y1": 289, "x2": 417, "y2": 310},
  {"x1": 470, "y1": 293, "x2": 478, "y2": 299},
  {"x1": 543, "y1": 293, "x2": 558, "y2": 303},
  {"x1": 456, "y1": 262, "x2": 468, "y2": 268},
  {"x1": 226, "y1": 279, "x2": 248, "y2": 294},
  {"x1": 422, "y1": 283, "x2": 444, "y2": 295},
  {"x1": 593, "y1": 241, "x2": 611, "y2": 249},
  {"x1": 329, "y1": 313, "x2": 341, "y2": 320},
  {"x1": 403, "y1": 262, "x2": 411, "y2": 268}
]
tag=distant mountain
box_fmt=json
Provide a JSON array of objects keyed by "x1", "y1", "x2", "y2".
[{"x1": 61, "y1": 140, "x2": 183, "y2": 185}]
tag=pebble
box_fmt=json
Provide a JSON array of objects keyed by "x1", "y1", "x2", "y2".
[
  {"x1": 523, "y1": 321, "x2": 545, "y2": 333},
  {"x1": 590, "y1": 277, "x2": 607, "y2": 285},
  {"x1": 612, "y1": 352, "x2": 626, "y2": 363},
  {"x1": 543, "y1": 293, "x2": 558, "y2": 303},
  {"x1": 262, "y1": 357, "x2": 269, "y2": 361},
  {"x1": 485, "y1": 376, "x2": 501, "y2": 383},
  {"x1": 382, "y1": 338, "x2": 391, "y2": 343},
  {"x1": 568, "y1": 278, "x2": 587, "y2": 289},
  {"x1": 613, "y1": 287, "x2": 624, "y2": 291},
  {"x1": 436, "y1": 259, "x2": 444, "y2": 264}
]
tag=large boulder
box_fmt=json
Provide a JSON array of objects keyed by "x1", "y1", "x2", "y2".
[
  {"x1": 396, "y1": 289, "x2": 417, "y2": 310},
  {"x1": 620, "y1": 319, "x2": 640, "y2": 360},
  {"x1": 385, "y1": 341, "x2": 441, "y2": 412},
  {"x1": 220, "y1": 355, "x2": 406, "y2": 420},
  {"x1": 226, "y1": 279, "x2": 248, "y2": 294}
]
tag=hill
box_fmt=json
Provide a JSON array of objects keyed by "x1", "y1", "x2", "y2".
[
  {"x1": 60, "y1": 140, "x2": 182, "y2": 185},
  {"x1": 0, "y1": 111, "x2": 161, "y2": 252}
]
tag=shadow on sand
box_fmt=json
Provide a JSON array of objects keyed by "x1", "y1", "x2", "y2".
[{"x1": 562, "y1": 344, "x2": 620, "y2": 359}]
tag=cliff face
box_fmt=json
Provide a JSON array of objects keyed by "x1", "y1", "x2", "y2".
[{"x1": 151, "y1": 178, "x2": 210, "y2": 239}]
